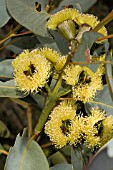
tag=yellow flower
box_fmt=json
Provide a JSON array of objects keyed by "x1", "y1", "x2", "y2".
[
  {"x1": 62, "y1": 64, "x2": 82, "y2": 86},
  {"x1": 72, "y1": 66, "x2": 103, "y2": 102},
  {"x1": 45, "y1": 101, "x2": 77, "y2": 148},
  {"x1": 31, "y1": 47, "x2": 61, "y2": 64},
  {"x1": 47, "y1": 8, "x2": 81, "y2": 30},
  {"x1": 47, "y1": 8, "x2": 107, "y2": 43},
  {"x1": 32, "y1": 48, "x2": 69, "y2": 71},
  {"x1": 91, "y1": 54, "x2": 106, "y2": 62},
  {"x1": 68, "y1": 116, "x2": 84, "y2": 145},
  {"x1": 84, "y1": 130, "x2": 100, "y2": 149},
  {"x1": 77, "y1": 14, "x2": 98, "y2": 28},
  {"x1": 53, "y1": 56, "x2": 68, "y2": 80},
  {"x1": 100, "y1": 116, "x2": 113, "y2": 146},
  {"x1": 76, "y1": 13, "x2": 107, "y2": 37},
  {"x1": 95, "y1": 63, "x2": 105, "y2": 76},
  {"x1": 83, "y1": 107, "x2": 105, "y2": 148},
  {"x1": 55, "y1": 55, "x2": 68, "y2": 71},
  {"x1": 12, "y1": 50, "x2": 51, "y2": 93}
]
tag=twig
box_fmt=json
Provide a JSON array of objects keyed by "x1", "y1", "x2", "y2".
[
  {"x1": 0, "y1": 150, "x2": 9, "y2": 156},
  {"x1": 26, "y1": 106, "x2": 32, "y2": 136},
  {"x1": 93, "y1": 10, "x2": 113, "y2": 32},
  {"x1": 97, "y1": 34, "x2": 113, "y2": 41},
  {"x1": 41, "y1": 142, "x2": 52, "y2": 148}
]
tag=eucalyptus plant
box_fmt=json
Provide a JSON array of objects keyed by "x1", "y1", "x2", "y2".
[{"x1": 0, "y1": 0, "x2": 113, "y2": 170}]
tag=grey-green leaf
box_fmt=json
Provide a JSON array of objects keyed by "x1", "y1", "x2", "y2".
[
  {"x1": 37, "y1": 30, "x2": 69, "y2": 55},
  {"x1": 73, "y1": 31, "x2": 103, "y2": 72},
  {"x1": 0, "y1": 121, "x2": 10, "y2": 138},
  {"x1": 106, "y1": 139, "x2": 113, "y2": 158},
  {"x1": 11, "y1": 35, "x2": 40, "y2": 50},
  {"x1": 71, "y1": 146, "x2": 83, "y2": 170},
  {"x1": 50, "y1": 164, "x2": 74, "y2": 170},
  {"x1": 85, "y1": 85, "x2": 113, "y2": 116},
  {"x1": 105, "y1": 52, "x2": 113, "y2": 101},
  {"x1": 30, "y1": 93, "x2": 45, "y2": 110},
  {"x1": 0, "y1": 0, "x2": 10, "y2": 28},
  {"x1": 87, "y1": 139, "x2": 113, "y2": 170},
  {"x1": 6, "y1": 0, "x2": 49, "y2": 36},
  {"x1": 49, "y1": 151, "x2": 67, "y2": 165},
  {"x1": 37, "y1": 0, "x2": 47, "y2": 12},
  {"x1": 0, "y1": 80, "x2": 27, "y2": 98},
  {"x1": 5, "y1": 130, "x2": 49, "y2": 170},
  {"x1": 61, "y1": 145, "x2": 71, "y2": 157},
  {"x1": 0, "y1": 59, "x2": 13, "y2": 79},
  {"x1": 52, "y1": 0, "x2": 97, "y2": 13}
]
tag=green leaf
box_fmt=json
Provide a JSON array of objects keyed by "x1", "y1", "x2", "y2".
[
  {"x1": 5, "y1": 129, "x2": 49, "y2": 170},
  {"x1": 85, "y1": 85, "x2": 113, "y2": 116},
  {"x1": 73, "y1": 31, "x2": 103, "y2": 72},
  {"x1": 37, "y1": 31, "x2": 69, "y2": 55},
  {"x1": 0, "y1": 80, "x2": 27, "y2": 98},
  {"x1": 105, "y1": 52, "x2": 113, "y2": 101},
  {"x1": 0, "y1": 121, "x2": 10, "y2": 138},
  {"x1": 106, "y1": 139, "x2": 113, "y2": 158},
  {"x1": 6, "y1": 44, "x2": 22, "y2": 54},
  {"x1": 87, "y1": 139, "x2": 113, "y2": 170},
  {"x1": 52, "y1": 0, "x2": 97, "y2": 13},
  {"x1": 30, "y1": 93, "x2": 45, "y2": 110},
  {"x1": 6, "y1": 35, "x2": 40, "y2": 54},
  {"x1": 50, "y1": 164, "x2": 74, "y2": 170},
  {"x1": 6, "y1": 0, "x2": 49, "y2": 36},
  {"x1": 7, "y1": 34, "x2": 41, "y2": 54},
  {"x1": 49, "y1": 151, "x2": 67, "y2": 165},
  {"x1": 37, "y1": 0, "x2": 47, "y2": 12},
  {"x1": 0, "y1": 59, "x2": 13, "y2": 79},
  {"x1": 11, "y1": 35, "x2": 40, "y2": 50},
  {"x1": 0, "y1": 0, "x2": 10, "y2": 28},
  {"x1": 71, "y1": 146, "x2": 83, "y2": 170},
  {"x1": 60, "y1": 145, "x2": 71, "y2": 157}
]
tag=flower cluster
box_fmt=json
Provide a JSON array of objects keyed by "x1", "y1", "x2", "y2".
[
  {"x1": 47, "y1": 8, "x2": 107, "y2": 42},
  {"x1": 45, "y1": 102, "x2": 113, "y2": 149},
  {"x1": 62, "y1": 64, "x2": 83, "y2": 86},
  {"x1": 47, "y1": 8, "x2": 81, "y2": 30},
  {"x1": 12, "y1": 48, "x2": 67, "y2": 93},
  {"x1": 12, "y1": 6, "x2": 112, "y2": 153},
  {"x1": 45, "y1": 101, "x2": 82, "y2": 148},
  {"x1": 12, "y1": 50, "x2": 51, "y2": 93},
  {"x1": 63, "y1": 64, "x2": 104, "y2": 102}
]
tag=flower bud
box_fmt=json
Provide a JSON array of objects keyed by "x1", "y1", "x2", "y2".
[{"x1": 58, "y1": 20, "x2": 76, "y2": 41}]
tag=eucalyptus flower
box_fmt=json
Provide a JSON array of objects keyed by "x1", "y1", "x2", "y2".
[
  {"x1": 55, "y1": 55, "x2": 68, "y2": 71},
  {"x1": 32, "y1": 48, "x2": 68, "y2": 72},
  {"x1": 47, "y1": 8, "x2": 81, "y2": 30},
  {"x1": 12, "y1": 49, "x2": 51, "y2": 93},
  {"x1": 47, "y1": 8, "x2": 81, "y2": 41},
  {"x1": 47, "y1": 8, "x2": 107, "y2": 42},
  {"x1": 31, "y1": 47, "x2": 61, "y2": 64},
  {"x1": 45, "y1": 101, "x2": 77, "y2": 148},
  {"x1": 100, "y1": 116, "x2": 113, "y2": 146},
  {"x1": 83, "y1": 108, "x2": 113, "y2": 148},
  {"x1": 73, "y1": 13, "x2": 107, "y2": 43},
  {"x1": 83, "y1": 107, "x2": 105, "y2": 148},
  {"x1": 91, "y1": 54, "x2": 106, "y2": 62},
  {"x1": 72, "y1": 65, "x2": 104, "y2": 102},
  {"x1": 76, "y1": 13, "x2": 107, "y2": 36},
  {"x1": 62, "y1": 64, "x2": 82, "y2": 86},
  {"x1": 68, "y1": 116, "x2": 84, "y2": 145}
]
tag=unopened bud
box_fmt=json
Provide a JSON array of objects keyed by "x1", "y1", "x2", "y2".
[{"x1": 58, "y1": 20, "x2": 76, "y2": 41}]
